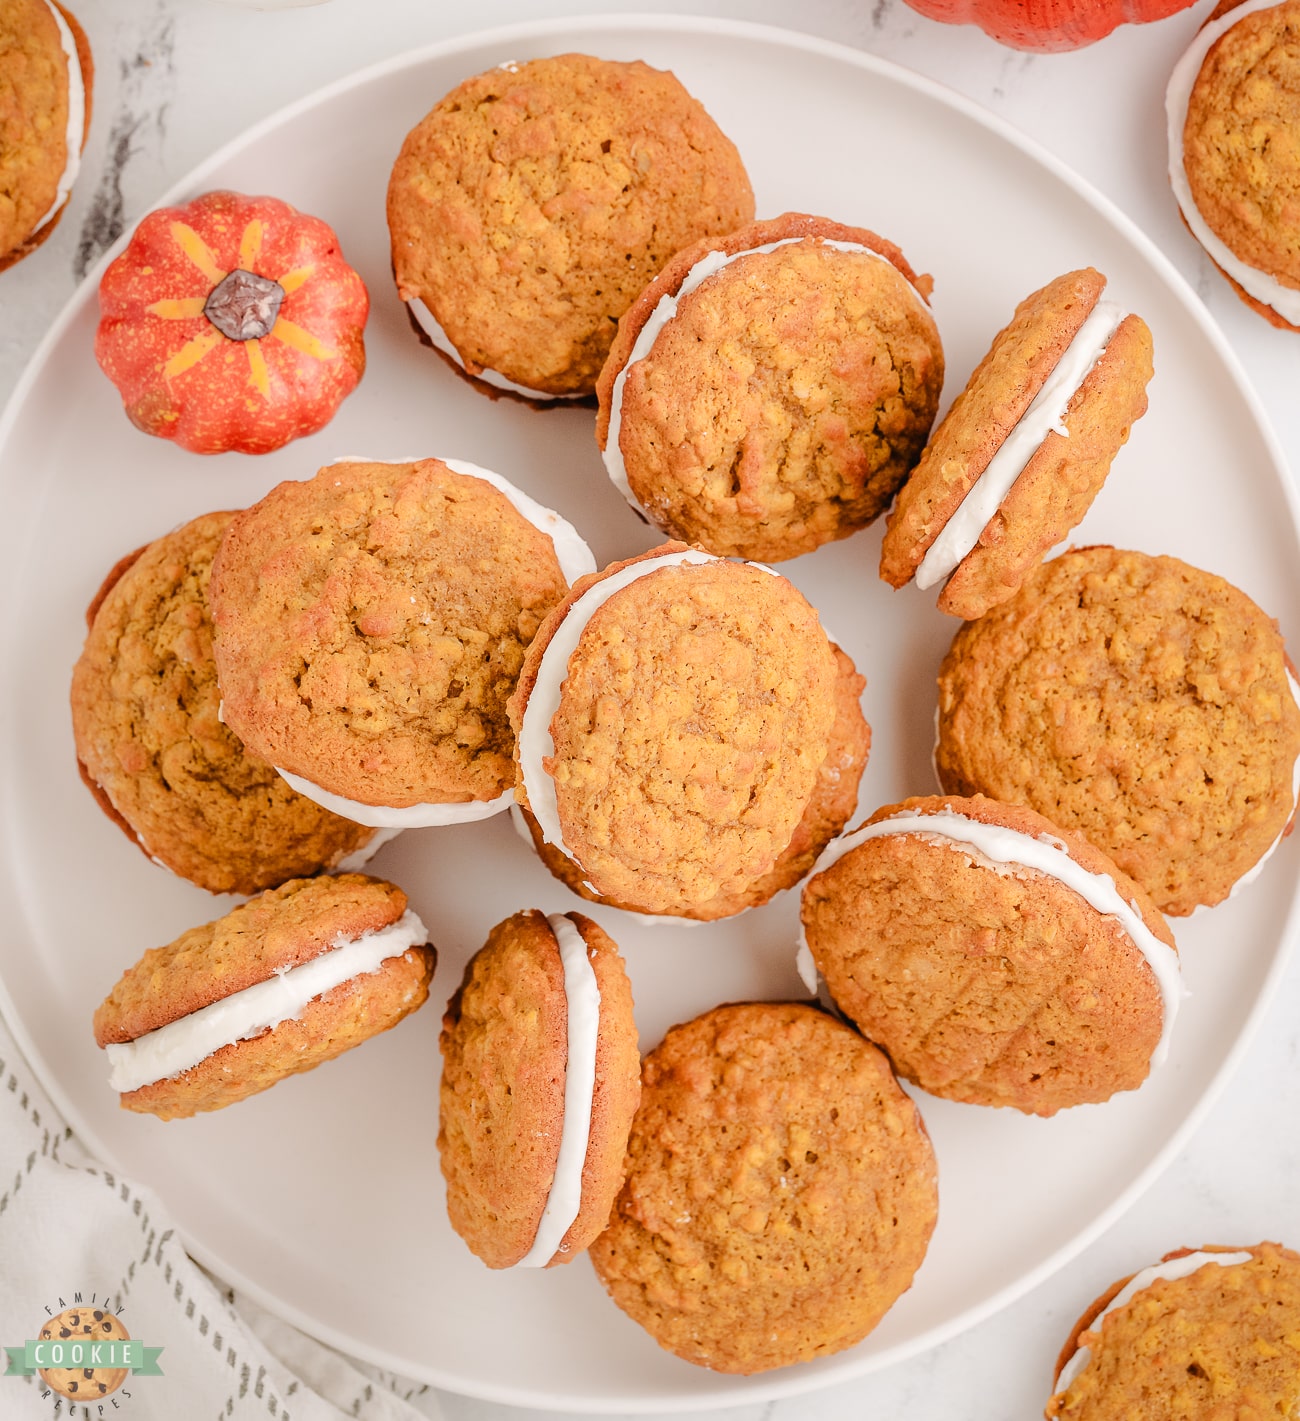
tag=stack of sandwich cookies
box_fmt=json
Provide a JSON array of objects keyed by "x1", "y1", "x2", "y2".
[
  {"x1": 94, "y1": 874, "x2": 435, "y2": 1120},
  {"x1": 387, "y1": 53, "x2": 754, "y2": 400},
  {"x1": 0, "y1": 0, "x2": 92, "y2": 272},
  {"x1": 596, "y1": 213, "x2": 944, "y2": 561},
  {"x1": 508, "y1": 544, "x2": 841, "y2": 917},
  {"x1": 438, "y1": 910, "x2": 639, "y2": 1268},
  {"x1": 210, "y1": 457, "x2": 594, "y2": 829},
  {"x1": 512, "y1": 640, "x2": 870, "y2": 921},
  {"x1": 801, "y1": 795, "x2": 1179, "y2": 1115},
  {"x1": 880, "y1": 269, "x2": 1153, "y2": 619},
  {"x1": 1168, "y1": 0, "x2": 1300, "y2": 331},
  {"x1": 1046, "y1": 1243, "x2": 1300, "y2": 1417},
  {"x1": 936, "y1": 546, "x2": 1300, "y2": 916},
  {"x1": 71, "y1": 512, "x2": 375, "y2": 896},
  {"x1": 590, "y1": 1002, "x2": 938, "y2": 1374}
]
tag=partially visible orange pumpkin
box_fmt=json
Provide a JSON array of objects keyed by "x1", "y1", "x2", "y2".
[
  {"x1": 901, "y1": 0, "x2": 1198, "y2": 51},
  {"x1": 95, "y1": 190, "x2": 368, "y2": 454}
]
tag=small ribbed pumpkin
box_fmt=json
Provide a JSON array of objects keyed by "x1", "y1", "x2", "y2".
[{"x1": 901, "y1": 0, "x2": 1198, "y2": 51}]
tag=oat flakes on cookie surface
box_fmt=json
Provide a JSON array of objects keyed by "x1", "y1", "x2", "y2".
[
  {"x1": 597, "y1": 213, "x2": 944, "y2": 562},
  {"x1": 936, "y1": 547, "x2": 1300, "y2": 917},
  {"x1": 71, "y1": 511, "x2": 373, "y2": 895},
  {"x1": 591, "y1": 1002, "x2": 937, "y2": 1374},
  {"x1": 210, "y1": 458, "x2": 572, "y2": 812},
  {"x1": 387, "y1": 53, "x2": 754, "y2": 399}
]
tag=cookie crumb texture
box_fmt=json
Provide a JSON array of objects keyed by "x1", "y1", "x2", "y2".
[
  {"x1": 1047, "y1": 1243, "x2": 1300, "y2": 1418},
  {"x1": 803, "y1": 796, "x2": 1171, "y2": 1115},
  {"x1": 1183, "y1": 3, "x2": 1300, "y2": 295},
  {"x1": 71, "y1": 512, "x2": 371, "y2": 895},
  {"x1": 211, "y1": 459, "x2": 569, "y2": 807},
  {"x1": 387, "y1": 53, "x2": 754, "y2": 397},
  {"x1": 937, "y1": 547, "x2": 1300, "y2": 916},
  {"x1": 439, "y1": 910, "x2": 639, "y2": 1268},
  {"x1": 613, "y1": 233, "x2": 943, "y2": 561},
  {"x1": 591, "y1": 1002, "x2": 937, "y2": 1374},
  {"x1": 545, "y1": 559, "x2": 838, "y2": 914}
]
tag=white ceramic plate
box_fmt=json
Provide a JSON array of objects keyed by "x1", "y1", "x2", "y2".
[{"x1": 2, "y1": 14, "x2": 1298, "y2": 1414}]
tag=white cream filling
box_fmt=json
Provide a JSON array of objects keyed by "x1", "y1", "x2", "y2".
[
  {"x1": 104, "y1": 909, "x2": 428, "y2": 1094},
  {"x1": 802, "y1": 808, "x2": 1182, "y2": 1067},
  {"x1": 517, "y1": 548, "x2": 717, "y2": 862},
  {"x1": 334, "y1": 825, "x2": 404, "y2": 871},
  {"x1": 602, "y1": 237, "x2": 919, "y2": 511},
  {"x1": 915, "y1": 299, "x2": 1126, "y2": 591},
  {"x1": 406, "y1": 299, "x2": 587, "y2": 402},
  {"x1": 515, "y1": 914, "x2": 602, "y2": 1267},
  {"x1": 1055, "y1": 1250, "x2": 1255, "y2": 1395},
  {"x1": 33, "y1": 0, "x2": 85, "y2": 234},
  {"x1": 274, "y1": 770, "x2": 514, "y2": 830},
  {"x1": 1167, "y1": 0, "x2": 1300, "y2": 326}
]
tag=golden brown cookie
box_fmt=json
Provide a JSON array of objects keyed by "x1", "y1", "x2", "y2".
[
  {"x1": 93, "y1": 874, "x2": 435, "y2": 1120},
  {"x1": 0, "y1": 0, "x2": 93, "y2": 272},
  {"x1": 387, "y1": 53, "x2": 754, "y2": 399},
  {"x1": 439, "y1": 910, "x2": 640, "y2": 1269},
  {"x1": 71, "y1": 512, "x2": 375, "y2": 895},
  {"x1": 508, "y1": 544, "x2": 839, "y2": 916},
  {"x1": 1170, "y1": 0, "x2": 1300, "y2": 332},
  {"x1": 802, "y1": 795, "x2": 1178, "y2": 1115},
  {"x1": 880, "y1": 269, "x2": 1153, "y2": 619},
  {"x1": 37, "y1": 1307, "x2": 129, "y2": 1402},
  {"x1": 590, "y1": 1002, "x2": 937, "y2": 1374},
  {"x1": 514, "y1": 641, "x2": 870, "y2": 919},
  {"x1": 936, "y1": 547, "x2": 1300, "y2": 916},
  {"x1": 1046, "y1": 1242, "x2": 1300, "y2": 1418},
  {"x1": 210, "y1": 458, "x2": 583, "y2": 818},
  {"x1": 596, "y1": 213, "x2": 944, "y2": 561}
]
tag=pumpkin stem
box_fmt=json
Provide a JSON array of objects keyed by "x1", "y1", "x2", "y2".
[{"x1": 204, "y1": 269, "x2": 285, "y2": 341}]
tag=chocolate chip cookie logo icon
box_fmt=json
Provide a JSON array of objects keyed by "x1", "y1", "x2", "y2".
[{"x1": 4, "y1": 1295, "x2": 162, "y2": 1407}]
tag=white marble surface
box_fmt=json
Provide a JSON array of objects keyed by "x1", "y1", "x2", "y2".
[{"x1": 5, "y1": 1, "x2": 1300, "y2": 1418}]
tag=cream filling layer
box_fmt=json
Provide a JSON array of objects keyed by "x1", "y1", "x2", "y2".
[
  {"x1": 1167, "y1": 0, "x2": 1300, "y2": 326},
  {"x1": 1054, "y1": 1251, "x2": 1255, "y2": 1395},
  {"x1": 104, "y1": 909, "x2": 428, "y2": 1094},
  {"x1": 803, "y1": 809, "x2": 1182, "y2": 1066},
  {"x1": 334, "y1": 825, "x2": 404, "y2": 871},
  {"x1": 915, "y1": 299, "x2": 1126, "y2": 591},
  {"x1": 406, "y1": 299, "x2": 587, "y2": 402},
  {"x1": 33, "y1": 0, "x2": 85, "y2": 233},
  {"x1": 602, "y1": 237, "x2": 918, "y2": 510},
  {"x1": 515, "y1": 914, "x2": 602, "y2": 1268}
]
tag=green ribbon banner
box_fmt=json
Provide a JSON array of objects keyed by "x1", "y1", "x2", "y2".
[{"x1": 4, "y1": 1340, "x2": 163, "y2": 1375}]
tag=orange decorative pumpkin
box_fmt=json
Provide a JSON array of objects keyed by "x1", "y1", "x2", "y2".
[
  {"x1": 901, "y1": 0, "x2": 1198, "y2": 51},
  {"x1": 95, "y1": 190, "x2": 368, "y2": 454}
]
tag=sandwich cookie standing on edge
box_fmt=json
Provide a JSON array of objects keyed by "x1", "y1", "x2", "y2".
[
  {"x1": 801, "y1": 795, "x2": 1180, "y2": 1115},
  {"x1": 210, "y1": 456, "x2": 594, "y2": 829},
  {"x1": 597, "y1": 212, "x2": 944, "y2": 562},
  {"x1": 880, "y1": 268, "x2": 1153, "y2": 620},
  {"x1": 93, "y1": 874, "x2": 436, "y2": 1120},
  {"x1": 438, "y1": 909, "x2": 640, "y2": 1268}
]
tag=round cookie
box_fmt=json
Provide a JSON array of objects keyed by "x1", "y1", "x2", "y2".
[
  {"x1": 37, "y1": 1307, "x2": 129, "y2": 1402},
  {"x1": 597, "y1": 213, "x2": 944, "y2": 561},
  {"x1": 935, "y1": 546, "x2": 1300, "y2": 916},
  {"x1": 1046, "y1": 1243, "x2": 1300, "y2": 1417},
  {"x1": 71, "y1": 511, "x2": 375, "y2": 896},
  {"x1": 590, "y1": 1001, "x2": 938, "y2": 1374},
  {"x1": 801, "y1": 794, "x2": 1179, "y2": 1115},
  {"x1": 387, "y1": 53, "x2": 754, "y2": 399},
  {"x1": 93, "y1": 874, "x2": 435, "y2": 1120},
  {"x1": 0, "y1": 0, "x2": 93, "y2": 272},
  {"x1": 880, "y1": 269, "x2": 1153, "y2": 619},
  {"x1": 210, "y1": 457, "x2": 592, "y2": 824},
  {"x1": 439, "y1": 909, "x2": 640, "y2": 1269},
  {"x1": 512, "y1": 640, "x2": 871, "y2": 920},
  {"x1": 1168, "y1": 0, "x2": 1300, "y2": 332},
  {"x1": 507, "y1": 544, "x2": 840, "y2": 917}
]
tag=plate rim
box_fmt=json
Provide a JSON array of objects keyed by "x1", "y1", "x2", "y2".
[{"x1": 2, "y1": 10, "x2": 1299, "y2": 1412}]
